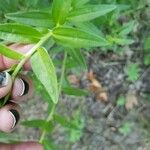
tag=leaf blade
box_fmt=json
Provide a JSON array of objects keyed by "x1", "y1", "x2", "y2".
[
  {"x1": 0, "y1": 44, "x2": 24, "y2": 60},
  {"x1": 52, "y1": 0, "x2": 71, "y2": 25},
  {"x1": 0, "y1": 23, "x2": 42, "y2": 43},
  {"x1": 52, "y1": 27, "x2": 109, "y2": 48},
  {"x1": 6, "y1": 11, "x2": 54, "y2": 28},
  {"x1": 62, "y1": 87, "x2": 89, "y2": 96},
  {"x1": 22, "y1": 119, "x2": 53, "y2": 132},
  {"x1": 71, "y1": 0, "x2": 90, "y2": 8},
  {"x1": 67, "y1": 4, "x2": 116, "y2": 22},
  {"x1": 31, "y1": 47, "x2": 58, "y2": 104}
]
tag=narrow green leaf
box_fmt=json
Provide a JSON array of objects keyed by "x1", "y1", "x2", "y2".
[
  {"x1": 119, "y1": 21, "x2": 134, "y2": 36},
  {"x1": 0, "y1": 132, "x2": 19, "y2": 142},
  {"x1": 144, "y1": 54, "x2": 150, "y2": 66},
  {"x1": 113, "y1": 38, "x2": 134, "y2": 45},
  {"x1": 22, "y1": 119, "x2": 45, "y2": 128},
  {"x1": 22, "y1": 119, "x2": 53, "y2": 132},
  {"x1": 62, "y1": 87, "x2": 89, "y2": 96},
  {"x1": 108, "y1": 36, "x2": 134, "y2": 46},
  {"x1": 67, "y1": 4, "x2": 116, "y2": 22},
  {"x1": 0, "y1": 44, "x2": 24, "y2": 60},
  {"x1": 43, "y1": 140, "x2": 57, "y2": 150},
  {"x1": 31, "y1": 47, "x2": 58, "y2": 104},
  {"x1": 54, "y1": 114, "x2": 79, "y2": 130},
  {"x1": 144, "y1": 36, "x2": 150, "y2": 51},
  {"x1": 119, "y1": 122, "x2": 131, "y2": 136},
  {"x1": 65, "y1": 58, "x2": 80, "y2": 69},
  {"x1": 74, "y1": 22, "x2": 104, "y2": 37},
  {"x1": 6, "y1": 11, "x2": 54, "y2": 28},
  {"x1": 0, "y1": 23, "x2": 42, "y2": 43},
  {"x1": 52, "y1": 0, "x2": 71, "y2": 25},
  {"x1": 72, "y1": 0, "x2": 90, "y2": 8},
  {"x1": 52, "y1": 27, "x2": 109, "y2": 48},
  {"x1": 117, "y1": 96, "x2": 126, "y2": 106},
  {"x1": 126, "y1": 63, "x2": 140, "y2": 82},
  {"x1": 66, "y1": 48, "x2": 87, "y2": 69}
]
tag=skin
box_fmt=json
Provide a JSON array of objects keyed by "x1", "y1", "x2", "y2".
[{"x1": 0, "y1": 44, "x2": 43, "y2": 150}]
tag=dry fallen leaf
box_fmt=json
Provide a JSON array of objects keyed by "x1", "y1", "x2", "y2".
[
  {"x1": 68, "y1": 74, "x2": 80, "y2": 85},
  {"x1": 86, "y1": 70, "x2": 108, "y2": 102},
  {"x1": 96, "y1": 92, "x2": 108, "y2": 102},
  {"x1": 125, "y1": 92, "x2": 138, "y2": 110}
]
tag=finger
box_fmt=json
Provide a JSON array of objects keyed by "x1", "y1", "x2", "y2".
[
  {"x1": 11, "y1": 75, "x2": 33, "y2": 102},
  {"x1": 0, "y1": 72, "x2": 12, "y2": 99},
  {"x1": 0, "y1": 44, "x2": 34, "y2": 71},
  {"x1": 0, "y1": 102, "x2": 20, "y2": 133},
  {"x1": 0, "y1": 142, "x2": 43, "y2": 150}
]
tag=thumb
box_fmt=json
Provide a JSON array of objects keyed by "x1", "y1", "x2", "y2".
[
  {"x1": 0, "y1": 72, "x2": 12, "y2": 99},
  {"x1": 0, "y1": 142, "x2": 43, "y2": 150}
]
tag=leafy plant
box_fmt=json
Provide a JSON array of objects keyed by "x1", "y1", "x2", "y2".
[
  {"x1": 144, "y1": 36, "x2": 150, "y2": 66},
  {"x1": 117, "y1": 96, "x2": 126, "y2": 106},
  {"x1": 119, "y1": 122, "x2": 132, "y2": 136},
  {"x1": 126, "y1": 63, "x2": 140, "y2": 82},
  {"x1": 0, "y1": 0, "x2": 136, "y2": 148}
]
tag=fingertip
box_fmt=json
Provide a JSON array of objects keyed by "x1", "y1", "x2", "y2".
[
  {"x1": 12, "y1": 76, "x2": 33, "y2": 102},
  {"x1": 0, "y1": 72, "x2": 12, "y2": 99},
  {"x1": 2, "y1": 44, "x2": 33, "y2": 70},
  {"x1": 0, "y1": 142, "x2": 43, "y2": 150},
  {"x1": 0, "y1": 103, "x2": 20, "y2": 133},
  {"x1": 14, "y1": 142, "x2": 43, "y2": 150}
]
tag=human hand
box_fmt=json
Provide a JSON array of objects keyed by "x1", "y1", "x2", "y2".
[{"x1": 0, "y1": 44, "x2": 43, "y2": 150}]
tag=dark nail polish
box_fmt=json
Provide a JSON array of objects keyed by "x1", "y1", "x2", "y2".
[
  {"x1": 9, "y1": 109, "x2": 20, "y2": 128},
  {"x1": 22, "y1": 79, "x2": 29, "y2": 95},
  {"x1": 0, "y1": 72, "x2": 8, "y2": 88}
]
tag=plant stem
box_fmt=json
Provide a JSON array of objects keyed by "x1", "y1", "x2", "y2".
[
  {"x1": 2, "y1": 31, "x2": 52, "y2": 106},
  {"x1": 58, "y1": 51, "x2": 67, "y2": 96},
  {"x1": 39, "y1": 104, "x2": 56, "y2": 144},
  {"x1": 39, "y1": 51, "x2": 67, "y2": 144},
  {"x1": 12, "y1": 31, "x2": 52, "y2": 80}
]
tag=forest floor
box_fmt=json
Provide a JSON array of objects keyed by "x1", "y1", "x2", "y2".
[{"x1": 16, "y1": 45, "x2": 150, "y2": 150}]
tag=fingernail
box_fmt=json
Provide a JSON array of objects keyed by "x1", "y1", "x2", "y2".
[
  {"x1": 22, "y1": 79, "x2": 29, "y2": 96},
  {"x1": 9, "y1": 109, "x2": 20, "y2": 129},
  {"x1": 16, "y1": 79, "x2": 29, "y2": 96},
  {"x1": 0, "y1": 72, "x2": 9, "y2": 88}
]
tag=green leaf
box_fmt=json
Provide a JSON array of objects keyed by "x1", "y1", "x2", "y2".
[
  {"x1": 119, "y1": 122, "x2": 131, "y2": 136},
  {"x1": 119, "y1": 21, "x2": 135, "y2": 36},
  {"x1": 144, "y1": 54, "x2": 150, "y2": 66},
  {"x1": 0, "y1": 23, "x2": 42, "y2": 43},
  {"x1": 0, "y1": 44, "x2": 24, "y2": 60},
  {"x1": 69, "y1": 111, "x2": 85, "y2": 142},
  {"x1": 66, "y1": 48, "x2": 87, "y2": 70},
  {"x1": 43, "y1": 140, "x2": 57, "y2": 150},
  {"x1": 65, "y1": 58, "x2": 80, "y2": 69},
  {"x1": 108, "y1": 36, "x2": 134, "y2": 46},
  {"x1": 114, "y1": 38, "x2": 134, "y2": 45},
  {"x1": 0, "y1": 0, "x2": 18, "y2": 13},
  {"x1": 74, "y1": 22, "x2": 104, "y2": 37},
  {"x1": 126, "y1": 63, "x2": 140, "y2": 82},
  {"x1": 52, "y1": 27, "x2": 109, "y2": 48},
  {"x1": 6, "y1": 11, "x2": 54, "y2": 28},
  {"x1": 67, "y1": 4, "x2": 116, "y2": 22},
  {"x1": 21, "y1": 119, "x2": 53, "y2": 131},
  {"x1": 54, "y1": 114, "x2": 79, "y2": 130},
  {"x1": 117, "y1": 96, "x2": 126, "y2": 106},
  {"x1": 144, "y1": 36, "x2": 150, "y2": 51},
  {"x1": 62, "y1": 87, "x2": 88, "y2": 96},
  {"x1": 0, "y1": 132, "x2": 20, "y2": 143},
  {"x1": 72, "y1": 0, "x2": 90, "y2": 8},
  {"x1": 31, "y1": 47, "x2": 58, "y2": 104},
  {"x1": 52, "y1": 0, "x2": 71, "y2": 25}
]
